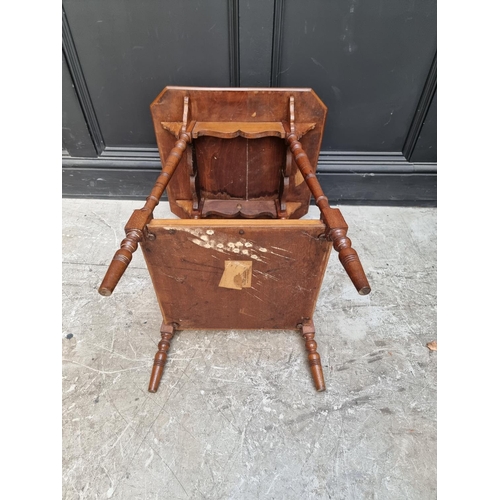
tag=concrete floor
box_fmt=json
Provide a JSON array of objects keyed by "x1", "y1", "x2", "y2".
[{"x1": 62, "y1": 199, "x2": 437, "y2": 500}]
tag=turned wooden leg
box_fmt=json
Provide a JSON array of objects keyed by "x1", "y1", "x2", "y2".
[
  {"x1": 148, "y1": 322, "x2": 176, "y2": 393},
  {"x1": 300, "y1": 320, "x2": 326, "y2": 392},
  {"x1": 331, "y1": 228, "x2": 371, "y2": 296},
  {"x1": 284, "y1": 121, "x2": 370, "y2": 297}
]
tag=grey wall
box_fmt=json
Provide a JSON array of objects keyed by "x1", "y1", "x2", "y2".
[{"x1": 62, "y1": 0, "x2": 437, "y2": 205}]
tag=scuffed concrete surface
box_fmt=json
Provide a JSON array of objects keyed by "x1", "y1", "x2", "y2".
[{"x1": 62, "y1": 199, "x2": 437, "y2": 499}]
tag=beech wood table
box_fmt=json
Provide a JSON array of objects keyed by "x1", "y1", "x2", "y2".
[{"x1": 98, "y1": 87, "x2": 371, "y2": 394}]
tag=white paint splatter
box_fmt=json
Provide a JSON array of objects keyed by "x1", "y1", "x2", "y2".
[{"x1": 178, "y1": 228, "x2": 265, "y2": 261}]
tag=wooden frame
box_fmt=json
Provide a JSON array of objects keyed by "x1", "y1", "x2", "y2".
[{"x1": 98, "y1": 87, "x2": 371, "y2": 393}]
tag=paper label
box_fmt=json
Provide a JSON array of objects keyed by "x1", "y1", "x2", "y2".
[{"x1": 218, "y1": 261, "x2": 252, "y2": 290}]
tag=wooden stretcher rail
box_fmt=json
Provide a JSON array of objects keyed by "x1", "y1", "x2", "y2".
[
  {"x1": 161, "y1": 121, "x2": 316, "y2": 140},
  {"x1": 147, "y1": 218, "x2": 326, "y2": 228},
  {"x1": 192, "y1": 121, "x2": 285, "y2": 139}
]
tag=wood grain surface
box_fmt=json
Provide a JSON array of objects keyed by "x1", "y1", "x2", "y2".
[{"x1": 141, "y1": 219, "x2": 332, "y2": 330}]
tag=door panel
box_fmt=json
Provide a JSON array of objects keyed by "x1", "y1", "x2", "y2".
[
  {"x1": 62, "y1": 52, "x2": 96, "y2": 157},
  {"x1": 277, "y1": 0, "x2": 437, "y2": 152},
  {"x1": 411, "y1": 91, "x2": 437, "y2": 163},
  {"x1": 63, "y1": 0, "x2": 233, "y2": 148}
]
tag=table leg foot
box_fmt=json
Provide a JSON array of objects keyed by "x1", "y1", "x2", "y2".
[
  {"x1": 148, "y1": 322, "x2": 176, "y2": 393},
  {"x1": 300, "y1": 319, "x2": 326, "y2": 392}
]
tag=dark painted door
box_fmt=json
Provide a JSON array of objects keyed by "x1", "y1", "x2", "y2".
[{"x1": 63, "y1": 0, "x2": 436, "y2": 205}]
